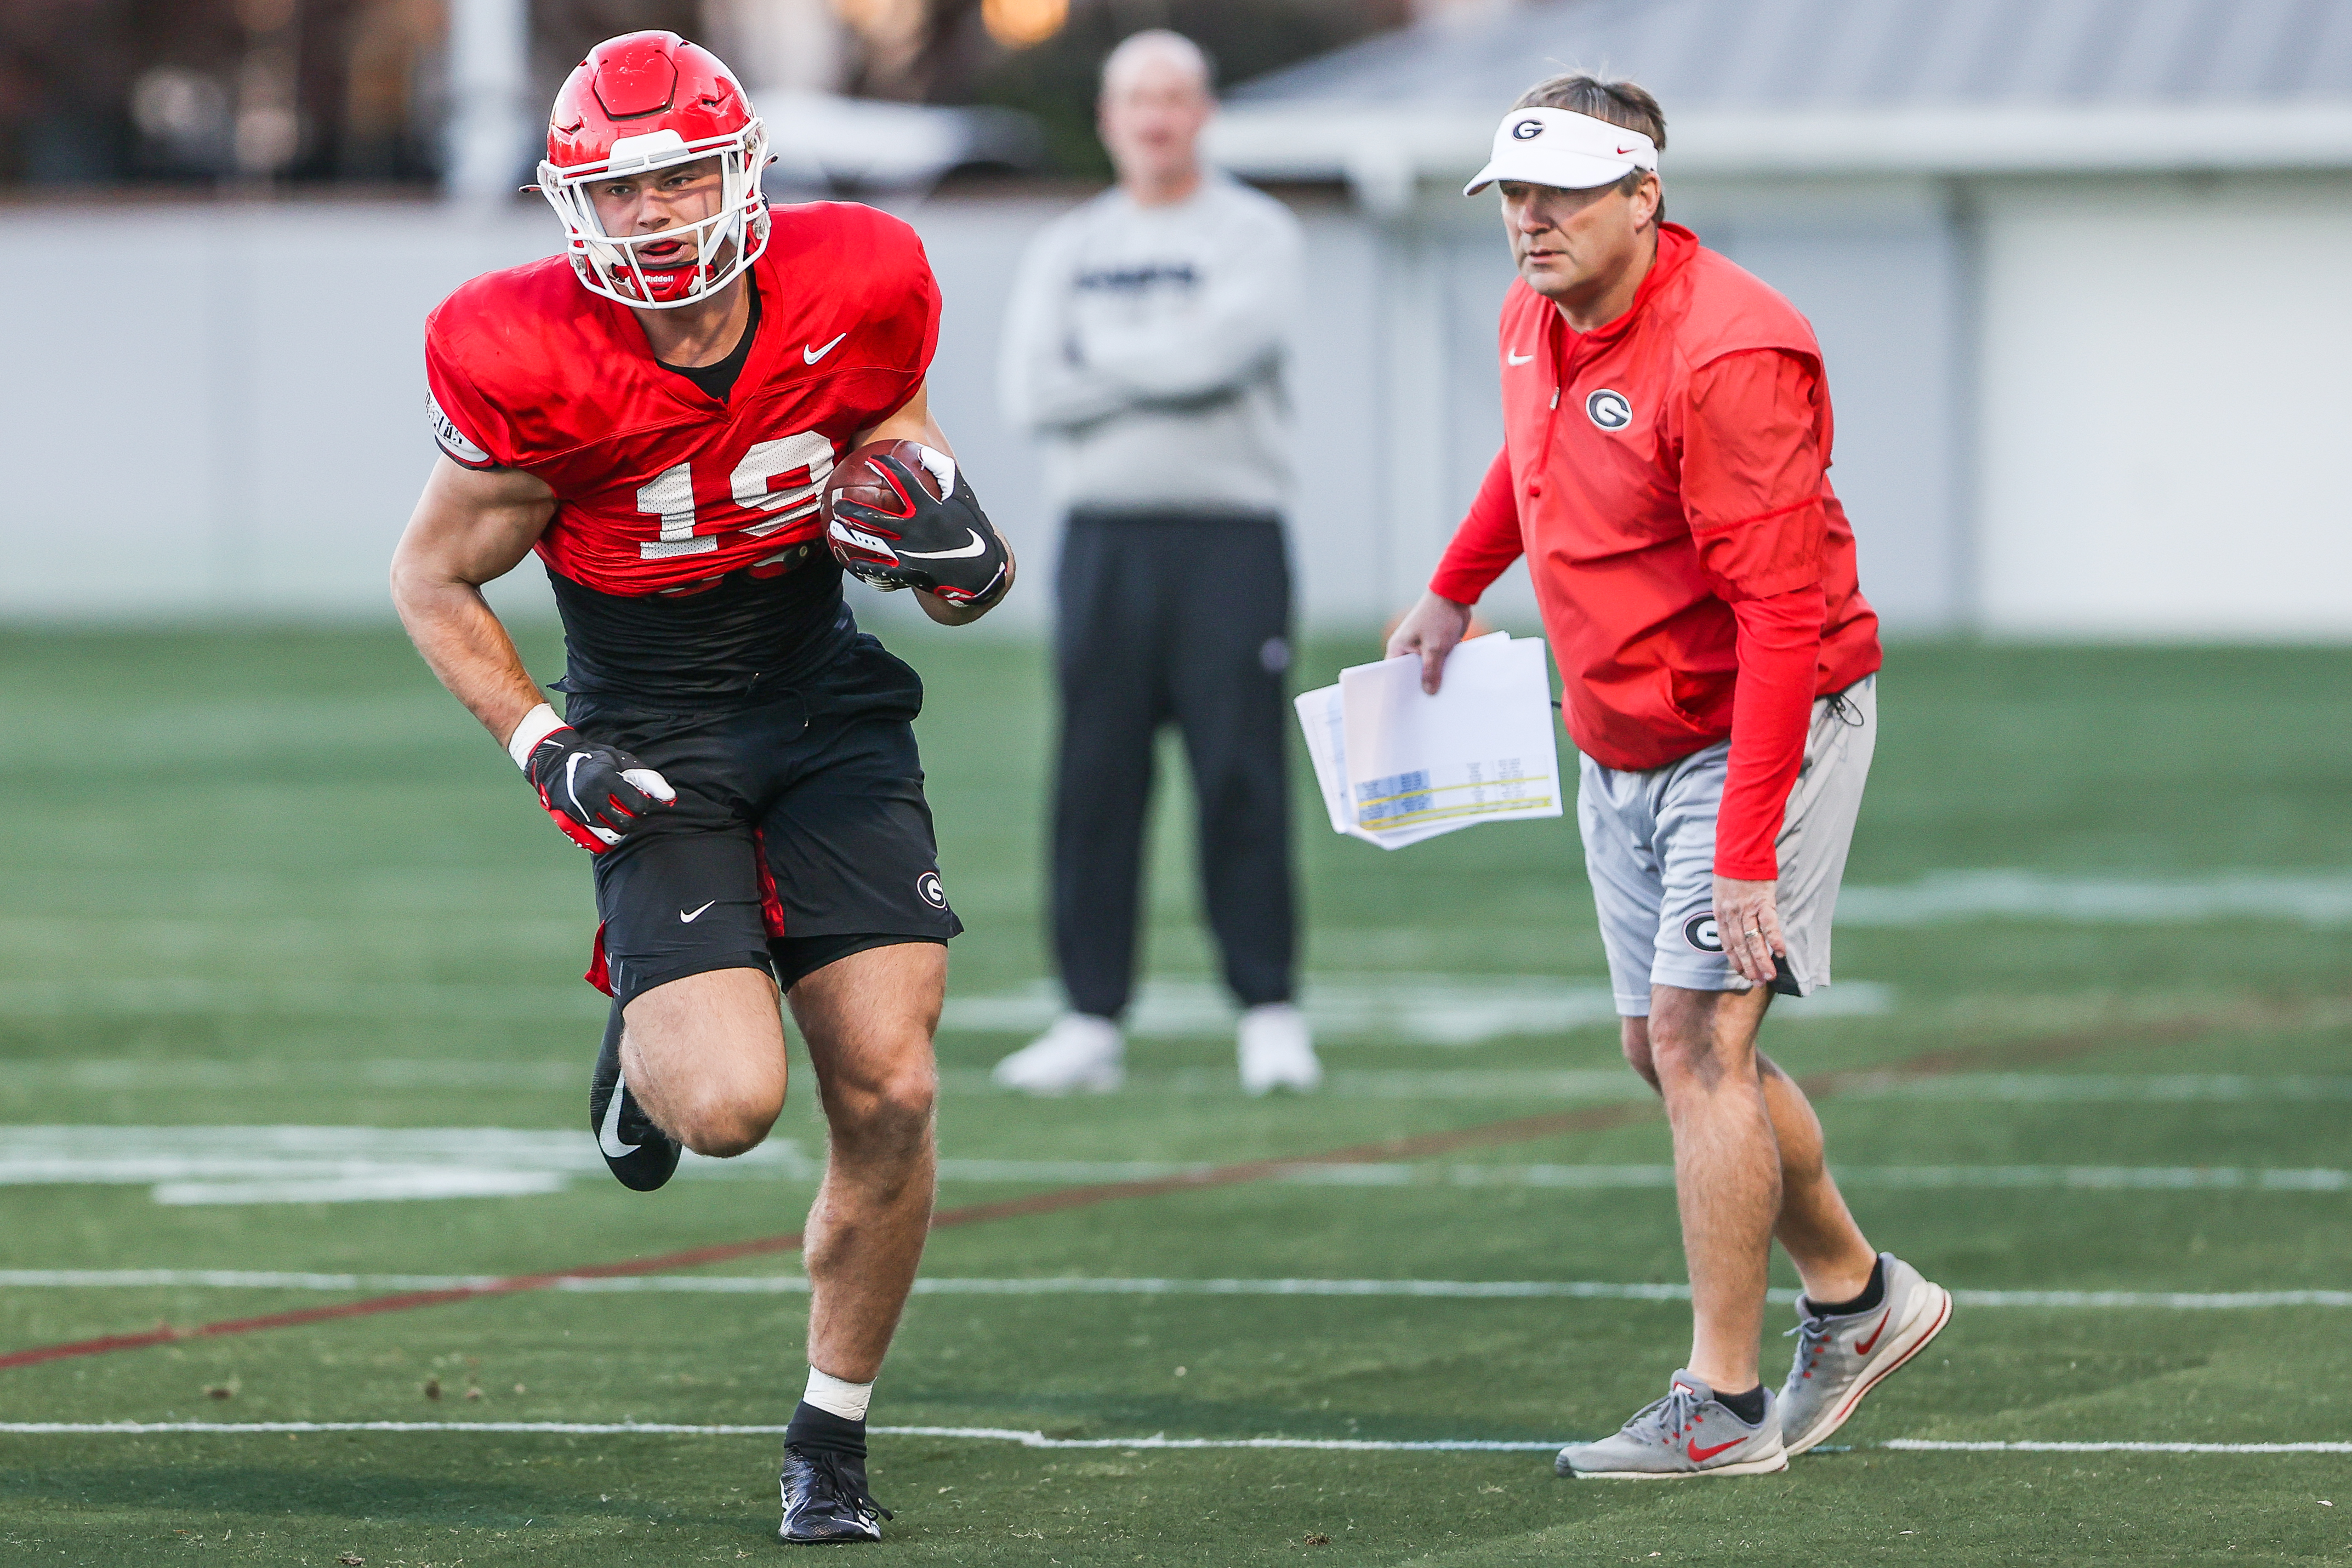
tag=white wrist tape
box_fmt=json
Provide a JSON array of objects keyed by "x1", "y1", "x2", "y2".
[{"x1": 505, "y1": 703, "x2": 567, "y2": 771}]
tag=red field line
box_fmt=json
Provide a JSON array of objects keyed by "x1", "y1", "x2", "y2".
[{"x1": 0, "y1": 1005, "x2": 2258, "y2": 1372}]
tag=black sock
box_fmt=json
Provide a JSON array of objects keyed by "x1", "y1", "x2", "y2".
[
  {"x1": 1810, "y1": 1255, "x2": 1886, "y2": 1318},
  {"x1": 1716, "y1": 1383, "x2": 1768, "y2": 1425},
  {"x1": 784, "y1": 1400, "x2": 867, "y2": 1460}
]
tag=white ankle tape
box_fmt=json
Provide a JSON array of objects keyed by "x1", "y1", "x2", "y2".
[{"x1": 804, "y1": 1366, "x2": 873, "y2": 1422}]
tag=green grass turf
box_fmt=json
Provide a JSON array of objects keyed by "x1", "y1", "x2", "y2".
[{"x1": 1, "y1": 624, "x2": 2349, "y2": 1565}]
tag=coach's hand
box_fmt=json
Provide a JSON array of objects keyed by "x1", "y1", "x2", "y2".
[
  {"x1": 827, "y1": 455, "x2": 1011, "y2": 612},
  {"x1": 1386, "y1": 592, "x2": 1476, "y2": 695},
  {"x1": 509, "y1": 705, "x2": 676, "y2": 853},
  {"x1": 1712, "y1": 874, "x2": 1785, "y2": 987}
]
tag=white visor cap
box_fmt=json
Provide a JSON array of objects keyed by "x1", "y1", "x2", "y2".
[{"x1": 1463, "y1": 106, "x2": 1658, "y2": 196}]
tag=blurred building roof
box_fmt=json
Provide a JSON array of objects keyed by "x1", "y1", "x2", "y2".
[
  {"x1": 1207, "y1": 0, "x2": 2352, "y2": 208},
  {"x1": 1234, "y1": 0, "x2": 2352, "y2": 111}
]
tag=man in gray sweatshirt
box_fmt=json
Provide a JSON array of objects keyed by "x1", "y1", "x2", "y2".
[{"x1": 994, "y1": 28, "x2": 1319, "y2": 1096}]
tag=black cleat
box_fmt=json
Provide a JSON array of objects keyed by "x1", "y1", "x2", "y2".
[
  {"x1": 779, "y1": 1446, "x2": 892, "y2": 1543},
  {"x1": 589, "y1": 1003, "x2": 680, "y2": 1191}
]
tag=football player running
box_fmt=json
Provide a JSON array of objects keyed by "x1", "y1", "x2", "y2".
[{"x1": 389, "y1": 32, "x2": 1012, "y2": 1544}]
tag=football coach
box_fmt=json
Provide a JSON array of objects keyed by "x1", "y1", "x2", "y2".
[{"x1": 1386, "y1": 74, "x2": 1950, "y2": 1478}]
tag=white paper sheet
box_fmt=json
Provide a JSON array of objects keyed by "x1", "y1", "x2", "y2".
[{"x1": 1292, "y1": 633, "x2": 1563, "y2": 851}]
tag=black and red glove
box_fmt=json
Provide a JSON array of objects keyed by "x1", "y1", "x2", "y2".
[
  {"x1": 825, "y1": 451, "x2": 1012, "y2": 611},
  {"x1": 508, "y1": 705, "x2": 675, "y2": 852}
]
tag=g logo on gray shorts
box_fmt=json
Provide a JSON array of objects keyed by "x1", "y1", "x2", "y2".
[{"x1": 1577, "y1": 676, "x2": 1877, "y2": 1016}]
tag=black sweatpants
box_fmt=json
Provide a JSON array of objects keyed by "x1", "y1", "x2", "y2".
[{"x1": 1052, "y1": 510, "x2": 1297, "y2": 1020}]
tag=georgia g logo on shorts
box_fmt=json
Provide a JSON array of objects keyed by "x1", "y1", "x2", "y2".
[
  {"x1": 916, "y1": 871, "x2": 948, "y2": 910},
  {"x1": 1683, "y1": 913, "x2": 1724, "y2": 953},
  {"x1": 1586, "y1": 389, "x2": 1633, "y2": 431}
]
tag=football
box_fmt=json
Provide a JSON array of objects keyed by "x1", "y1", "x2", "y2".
[{"x1": 822, "y1": 439, "x2": 946, "y2": 524}]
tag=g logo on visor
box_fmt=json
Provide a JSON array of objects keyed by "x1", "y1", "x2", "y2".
[
  {"x1": 1587, "y1": 389, "x2": 1633, "y2": 431},
  {"x1": 1511, "y1": 118, "x2": 1544, "y2": 140},
  {"x1": 1683, "y1": 913, "x2": 1724, "y2": 953}
]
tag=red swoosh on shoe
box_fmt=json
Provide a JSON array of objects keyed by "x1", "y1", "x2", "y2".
[
  {"x1": 1853, "y1": 1312, "x2": 1889, "y2": 1355},
  {"x1": 1687, "y1": 1436, "x2": 1744, "y2": 1463}
]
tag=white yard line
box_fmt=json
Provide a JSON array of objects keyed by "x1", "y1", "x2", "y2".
[
  {"x1": 14, "y1": 1061, "x2": 2352, "y2": 1102},
  {"x1": 0, "y1": 1132, "x2": 2344, "y2": 1203},
  {"x1": 0, "y1": 1422, "x2": 2338, "y2": 1455},
  {"x1": 1834, "y1": 870, "x2": 2352, "y2": 928},
  {"x1": 0, "y1": 1271, "x2": 2344, "y2": 1308},
  {"x1": 0, "y1": 973, "x2": 1886, "y2": 1042}
]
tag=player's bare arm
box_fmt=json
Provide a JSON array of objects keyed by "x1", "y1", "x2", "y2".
[
  {"x1": 391, "y1": 458, "x2": 676, "y2": 854},
  {"x1": 389, "y1": 457, "x2": 557, "y2": 741},
  {"x1": 845, "y1": 380, "x2": 1017, "y2": 628}
]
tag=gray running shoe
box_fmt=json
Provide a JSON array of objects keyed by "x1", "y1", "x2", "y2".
[
  {"x1": 1555, "y1": 1371, "x2": 1788, "y2": 1479},
  {"x1": 1776, "y1": 1251, "x2": 1953, "y2": 1457}
]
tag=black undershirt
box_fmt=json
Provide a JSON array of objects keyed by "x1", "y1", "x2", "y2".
[
  {"x1": 655, "y1": 277, "x2": 762, "y2": 402},
  {"x1": 553, "y1": 276, "x2": 857, "y2": 707}
]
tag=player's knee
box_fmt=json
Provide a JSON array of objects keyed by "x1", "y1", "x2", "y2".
[
  {"x1": 1645, "y1": 1014, "x2": 1725, "y2": 1090},
  {"x1": 829, "y1": 1058, "x2": 936, "y2": 1146},
  {"x1": 672, "y1": 1079, "x2": 783, "y2": 1159}
]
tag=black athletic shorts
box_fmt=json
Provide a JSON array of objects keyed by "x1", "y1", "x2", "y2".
[{"x1": 564, "y1": 633, "x2": 963, "y2": 1008}]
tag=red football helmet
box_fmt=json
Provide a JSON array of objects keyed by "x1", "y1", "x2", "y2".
[{"x1": 537, "y1": 31, "x2": 770, "y2": 309}]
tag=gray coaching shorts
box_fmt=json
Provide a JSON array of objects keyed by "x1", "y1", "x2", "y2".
[{"x1": 1578, "y1": 676, "x2": 1875, "y2": 1017}]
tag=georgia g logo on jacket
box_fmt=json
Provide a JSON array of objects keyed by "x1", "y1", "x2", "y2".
[{"x1": 1586, "y1": 389, "x2": 1633, "y2": 430}]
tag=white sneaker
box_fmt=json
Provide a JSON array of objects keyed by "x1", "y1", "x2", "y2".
[
  {"x1": 1237, "y1": 1003, "x2": 1321, "y2": 1096},
  {"x1": 991, "y1": 1013, "x2": 1125, "y2": 1096}
]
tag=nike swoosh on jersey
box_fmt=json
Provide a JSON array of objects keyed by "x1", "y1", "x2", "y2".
[
  {"x1": 804, "y1": 333, "x2": 847, "y2": 364},
  {"x1": 598, "y1": 1076, "x2": 639, "y2": 1159},
  {"x1": 898, "y1": 529, "x2": 988, "y2": 561},
  {"x1": 680, "y1": 900, "x2": 716, "y2": 923},
  {"x1": 1507, "y1": 350, "x2": 1535, "y2": 365}
]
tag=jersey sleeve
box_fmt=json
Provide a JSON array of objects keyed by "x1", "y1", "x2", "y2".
[
  {"x1": 1682, "y1": 349, "x2": 1831, "y2": 882},
  {"x1": 422, "y1": 311, "x2": 520, "y2": 471},
  {"x1": 1428, "y1": 446, "x2": 1523, "y2": 603},
  {"x1": 861, "y1": 206, "x2": 943, "y2": 396}
]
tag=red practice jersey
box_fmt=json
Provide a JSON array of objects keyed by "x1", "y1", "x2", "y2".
[{"x1": 424, "y1": 202, "x2": 941, "y2": 596}]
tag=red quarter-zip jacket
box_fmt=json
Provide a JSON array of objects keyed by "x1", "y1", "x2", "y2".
[{"x1": 1430, "y1": 224, "x2": 1881, "y2": 880}]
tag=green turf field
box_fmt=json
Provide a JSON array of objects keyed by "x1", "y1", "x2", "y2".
[{"x1": 1, "y1": 624, "x2": 2347, "y2": 1566}]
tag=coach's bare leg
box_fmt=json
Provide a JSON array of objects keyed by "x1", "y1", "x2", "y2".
[
  {"x1": 1756, "y1": 1052, "x2": 1876, "y2": 1303},
  {"x1": 1641, "y1": 984, "x2": 1779, "y2": 1393},
  {"x1": 791, "y1": 942, "x2": 943, "y2": 1383},
  {"x1": 619, "y1": 967, "x2": 789, "y2": 1156}
]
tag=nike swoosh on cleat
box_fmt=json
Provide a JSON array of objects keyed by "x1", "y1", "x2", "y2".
[
  {"x1": 1506, "y1": 350, "x2": 1535, "y2": 365},
  {"x1": 1853, "y1": 1312, "x2": 1889, "y2": 1355},
  {"x1": 680, "y1": 900, "x2": 715, "y2": 923},
  {"x1": 804, "y1": 333, "x2": 847, "y2": 364},
  {"x1": 1687, "y1": 1436, "x2": 1744, "y2": 1463},
  {"x1": 598, "y1": 1077, "x2": 640, "y2": 1159},
  {"x1": 898, "y1": 529, "x2": 988, "y2": 561}
]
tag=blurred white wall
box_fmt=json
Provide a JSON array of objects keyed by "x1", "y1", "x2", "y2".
[
  {"x1": 1976, "y1": 175, "x2": 2352, "y2": 637},
  {"x1": 0, "y1": 193, "x2": 1393, "y2": 634},
  {"x1": 4, "y1": 174, "x2": 2345, "y2": 636}
]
